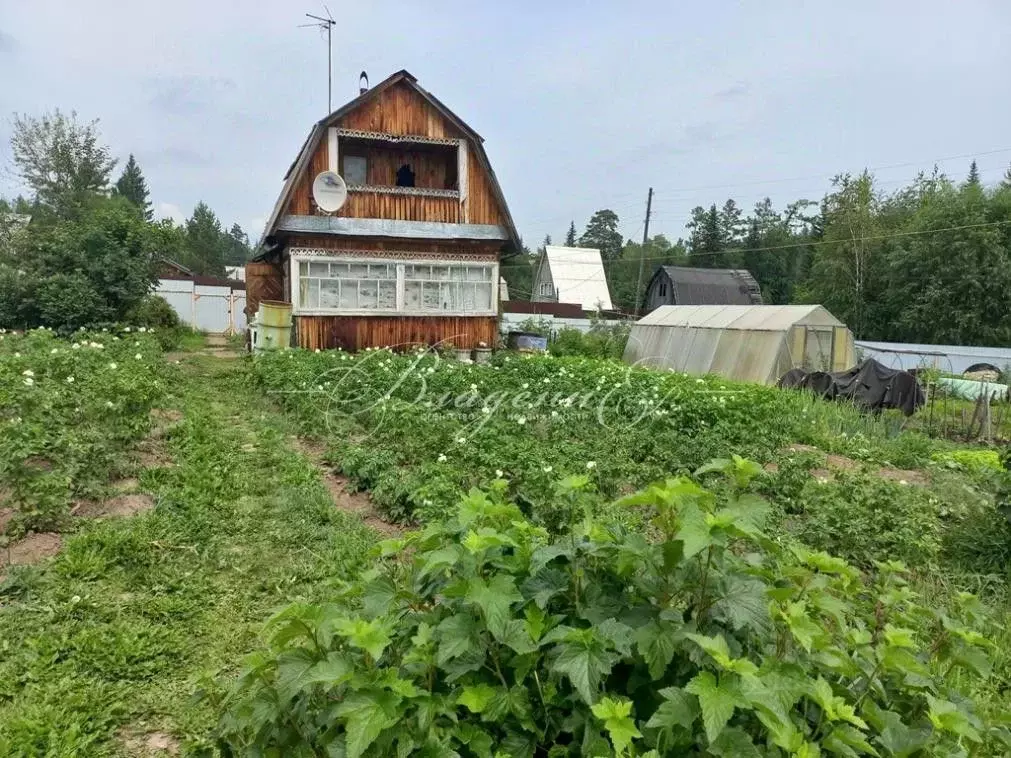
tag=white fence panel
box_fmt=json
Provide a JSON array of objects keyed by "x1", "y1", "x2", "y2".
[{"x1": 155, "y1": 279, "x2": 246, "y2": 335}]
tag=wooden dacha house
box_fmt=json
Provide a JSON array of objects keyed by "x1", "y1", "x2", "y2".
[{"x1": 248, "y1": 70, "x2": 520, "y2": 351}]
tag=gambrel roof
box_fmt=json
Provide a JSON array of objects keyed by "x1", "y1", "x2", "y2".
[
  {"x1": 258, "y1": 70, "x2": 520, "y2": 253},
  {"x1": 652, "y1": 266, "x2": 763, "y2": 305}
]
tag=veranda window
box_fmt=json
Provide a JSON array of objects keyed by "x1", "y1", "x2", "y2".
[{"x1": 293, "y1": 255, "x2": 496, "y2": 315}]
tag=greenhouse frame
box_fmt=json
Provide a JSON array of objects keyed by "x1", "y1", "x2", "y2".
[{"x1": 623, "y1": 304, "x2": 856, "y2": 385}]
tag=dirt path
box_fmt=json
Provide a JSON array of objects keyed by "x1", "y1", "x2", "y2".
[{"x1": 290, "y1": 437, "x2": 402, "y2": 537}]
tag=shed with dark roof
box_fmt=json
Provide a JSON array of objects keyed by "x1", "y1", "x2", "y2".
[{"x1": 644, "y1": 266, "x2": 762, "y2": 313}]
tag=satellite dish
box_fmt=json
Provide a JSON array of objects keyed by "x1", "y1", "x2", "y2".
[{"x1": 312, "y1": 170, "x2": 348, "y2": 213}]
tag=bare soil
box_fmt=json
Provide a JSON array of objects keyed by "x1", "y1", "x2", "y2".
[
  {"x1": 119, "y1": 728, "x2": 180, "y2": 756},
  {"x1": 291, "y1": 437, "x2": 402, "y2": 537},
  {"x1": 778, "y1": 445, "x2": 931, "y2": 486},
  {"x1": 2, "y1": 532, "x2": 63, "y2": 568},
  {"x1": 74, "y1": 493, "x2": 156, "y2": 519}
]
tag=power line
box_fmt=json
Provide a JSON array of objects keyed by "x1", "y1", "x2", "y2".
[{"x1": 502, "y1": 219, "x2": 1011, "y2": 298}]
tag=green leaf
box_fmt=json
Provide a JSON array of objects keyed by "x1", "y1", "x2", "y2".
[
  {"x1": 466, "y1": 573, "x2": 523, "y2": 639},
  {"x1": 591, "y1": 696, "x2": 642, "y2": 754},
  {"x1": 496, "y1": 618, "x2": 537, "y2": 654},
  {"x1": 457, "y1": 683, "x2": 499, "y2": 714},
  {"x1": 275, "y1": 649, "x2": 320, "y2": 704},
  {"x1": 710, "y1": 575, "x2": 771, "y2": 634},
  {"x1": 418, "y1": 545, "x2": 461, "y2": 579},
  {"x1": 529, "y1": 543, "x2": 572, "y2": 574},
  {"x1": 360, "y1": 575, "x2": 397, "y2": 618},
  {"x1": 463, "y1": 527, "x2": 517, "y2": 554},
  {"x1": 823, "y1": 725, "x2": 880, "y2": 757},
  {"x1": 685, "y1": 632, "x2": 732, "y2": 666},
  {"x1": 708, "y1": 726, "x2": 762, "y2": 758},
  {"x1": 926, "y1": 695, "x2": 982, "y2": 742},
  {"x1": 551, "y1": 637, "x2": 618, "y2": 704},
  {"x1": 685, "y1": 671, "x2": 744, "y2": 744},
  {"x1": 635, "y1": 620, "x2": 679, "y2": 680},
  {"x1": 523, "y1": 604, "x2": 548, "y2": 642},
  {"x1": 521, "y1": 567, "x2": 569, "y2": 609},
  {"x1": 333, "y1": 617, "x2": 392, "y2": 661},
  {"x1": 677, "y1": 502, "x2": 713, "y2": 559},
  {"x1": 334, "y1": 690, "x2": 402, "y2": 758},
  {"x1": 306, "y1": 651, "x2": 352, "y2": 687},
  {"x1": 872, "y1": 709, "x2": 931, "y2": 757},
  {"x1": 781, "y1": 601, "x2": 823, "y2": 652},
  {"x1": 645, "y1": 687, "x2": 698, "y2": 730},
  {"x1": 597, "y1": 618, "x2": 635, "y2": 656},
  {"x1": 435, "y1": 613, "x2": 480, "y2": 666}
]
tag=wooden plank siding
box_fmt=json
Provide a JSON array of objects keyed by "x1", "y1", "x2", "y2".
[
  {"x1": 284, "y1": 81, "x2": 507, "y2": 228},
  {"x1": 336, "y1": 191, "x2": 462, "y2": 223},
  {"x1": 244, "y1": 262, "x2": 284, "y2": 317},
  {"x1": 465, "y1": 148, "x2": 504, "y2": 226},
  {"x1": 336, "y1": 82, "x2": 466, "y2": 138},
  {"x1": 296, "y1": 315, "x2": 498, "y2": 352},
  {"x1": 287, "y1": 139, "x2": 329, "y2": 216},
  {"x1": 287, "y1": 234, "x2": 499, "y2": 258}
]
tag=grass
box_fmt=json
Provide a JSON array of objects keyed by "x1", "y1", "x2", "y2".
[{"x1": 0, "y1": 355, "x2": 378, "y2": 756}]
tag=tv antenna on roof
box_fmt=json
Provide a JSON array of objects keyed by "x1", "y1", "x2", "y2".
[{"x1": 299, "y1": 5, "x2": 336, "y2": 112}]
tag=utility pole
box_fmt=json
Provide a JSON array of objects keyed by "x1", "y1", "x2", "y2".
[
  {"x1": 301, "y1": 7, "x2": 336, "y2": 112},
  {"x1": 634, "y1": 186, "x2": 653, "y2": 316}
]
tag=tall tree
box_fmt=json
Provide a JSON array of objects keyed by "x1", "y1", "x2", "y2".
[
  {"x1": 113, "y1": 154, "x2": 153, "y2": 220},
  {"x1": 224, "y1": 223, "x2": 251, "y2": 266},
  {"x1": 580, "y1": 209, "x2": 622, "y2": 261},
  {"x1": 801, "y1": 172, "x2": 882, "y2": 337},
  {"x1": 185, "y1": 202, "x2": 227, "y2": 275},
  {"x1": 564, "y1": 221, "x2": 577, "y2": 247},
  {"x1": 10, "y1": 109, "x2": 116, "y2": 219},
  {"x1": 719, "y1": 199, "x2": 744, "y2": 245},
  {"x1": 501, "y1": 241, "x2": 535, "y2": 301},
  {"x1": 686, "y1": 204, "x2": 724, "y2": 266},
  {"x1": 966, "y1": 160, "x2": 981, "y2": 187}
]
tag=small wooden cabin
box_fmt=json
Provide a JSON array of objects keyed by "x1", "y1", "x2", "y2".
[
  {"x1": 248, "y1": 70, "x2": 520, "y2": 351},
  {"x1": 644, "y1": 265, "x2": 762, "y2": 313}
]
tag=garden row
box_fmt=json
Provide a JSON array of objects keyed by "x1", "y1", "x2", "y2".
[
  {"x1": 0, "y1": 327, "x2": 165, "y2": 539},
  {"x1": 251, "y1": 348, "x2": 1008, "y2": 572}
]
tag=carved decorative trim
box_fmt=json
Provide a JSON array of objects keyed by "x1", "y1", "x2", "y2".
[
  {"x1": 288, "y1": 247, "x2": 497, "y2": 262},
  {"x1": 347, "y1": 184, "x2": 460, "y2": 199},
  {"x1": 278, "y1": 215, "x2": 509, "y2": 242},
  {"x1": 335, "y1": 128, "x2": 462, "y2": 147}
]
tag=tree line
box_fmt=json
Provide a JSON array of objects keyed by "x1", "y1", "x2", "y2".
[
  {"x1": 0, "y1": 109, "x2": 253, "y2": 329},
  {"x1": 502, "y1": 162, "x2": 1011, "y2": 346}
]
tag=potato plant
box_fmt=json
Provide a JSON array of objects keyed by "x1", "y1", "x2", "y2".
[
  {"x1": 216, "y1": 459, "x2": 1009, "y2": 756},
  {"x1": 253, "y1": 349, "x2": 839, "y2": 525},
  {"x1": 0, "y1": 327, "x2": 164, "y2": 535}
]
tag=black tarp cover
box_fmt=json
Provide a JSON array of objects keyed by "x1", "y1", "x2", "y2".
[{"x1": 777, "y1": 358, "x2": 925, "y2": 416}]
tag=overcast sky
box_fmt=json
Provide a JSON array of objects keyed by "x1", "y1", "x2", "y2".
[{"x1": 1, "y1": 1, "x2": 1010, "y2": 248}]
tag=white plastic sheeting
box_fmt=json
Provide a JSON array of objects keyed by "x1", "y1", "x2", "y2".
[
  {"x1": 855, "y1": 340, "x2": 1011, "y2": 376},
  {"x1": 624, "y1": 304, "x2": 854, "y2": 385}
]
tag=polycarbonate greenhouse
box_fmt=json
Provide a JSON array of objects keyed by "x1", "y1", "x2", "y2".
[{"x1": 623, "y1": 304, "x2": 856, "y2": 385}]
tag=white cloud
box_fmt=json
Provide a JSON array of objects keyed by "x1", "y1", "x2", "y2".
[
  {"x1": 248, "y1": 217, "x2": 265, "y2": 238},
  {"x1": 155, "y1": 202, "x2": 186, "y2": 225}
]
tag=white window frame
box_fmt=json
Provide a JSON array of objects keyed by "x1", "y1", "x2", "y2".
[{"x1": 290, "y1": 251, "x2": 498, "y2": 317}]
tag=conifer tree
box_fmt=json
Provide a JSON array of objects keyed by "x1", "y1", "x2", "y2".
[{"x1": 113, "y1": 154, "x2": 153, "y2": 220}]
